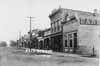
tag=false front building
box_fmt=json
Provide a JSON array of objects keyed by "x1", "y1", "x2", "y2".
[{"x1": 49, "y1": 7, "x2": 66, "y2": 52}]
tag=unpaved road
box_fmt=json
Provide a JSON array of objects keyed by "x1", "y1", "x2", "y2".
[{"x1": 0, "y1": 47, "x2": 99, "y2": 66}]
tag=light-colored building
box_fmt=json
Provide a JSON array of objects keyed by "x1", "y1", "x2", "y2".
[{"x1": 62, "y1": 8, "x2": 100, "y2": 56}]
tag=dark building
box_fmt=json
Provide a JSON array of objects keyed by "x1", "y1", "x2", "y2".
[{"x1": 49, "y1": 7, "x2": 65, "y2": 52}]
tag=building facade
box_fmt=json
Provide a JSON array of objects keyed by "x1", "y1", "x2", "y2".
[
  {"x1": 43, "y1": 28, "x2": 51, "y2": 50},
  {"x1": 62, "y1": 8, "x2": 100, "y2": 55},
  {"x1": 37, "y1": 30, "x2": 44, "y2": 49},
  {"x1": 49, "y1": 7, "x2": 66, "y2": 52}
]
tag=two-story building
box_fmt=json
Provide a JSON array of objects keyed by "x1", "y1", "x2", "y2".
[
  {"x1": 49, "y1": 7, "x2": 100, "y2": 56},
  {"x1": 62, "y1": 9, "x2": 100, "y2": 56},
  {"x1": 49, "y1": 7, "x2": 66, "y2": 52}
]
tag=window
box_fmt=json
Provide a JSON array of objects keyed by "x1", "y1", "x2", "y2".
[
  {"x1": 51, "y1": 28, "x2": 53, "y2": 33},
  {"x1": 55, "y1": 22, "x2": 57, "y2": 32},
  {"x1": 68, "y1": 34, "x2": 72, "y2": 39},
  {"x1": 54, "y1": 22, "x2": 56, "y2": 32},
  {"x1": 57, "y1": 25, "x2": 60, "y2": 31},
  {"x1": 55, "y1": 26, "x2": 57, "y2": 32},
  {"x1": 51, "y1": 23, "x2": 53, "y2": 32},
  {"x1": 85, "y1": 18, "x2": 87, "y2": 24},
  {"x1": 74, "y1": 33, "x2": 77, "y2": 37},
  {"x1": 57, "y1": 20, "x2": 59, "y2": 31},
  {"x1": 59, "y1": 25, "x2": 61, "y2": 31},
  {"x1": 74, "y1": 38, "x2": 77, "y2": 48},
  {"x1": 73, "y1": 33, "x2": 77, "y2": 48},
  {"x1": 52, "y1": 23, "x2": 54, "y2": 33},
  {"x1": 70, "y1": 39, "x2": 72, "y2": 47},
  {"x1": 57, "y1": 21, "x2": 60, "y2": 31},
  {"x1": 65, "y1": 40, "x2": 67, "y2": 47}
]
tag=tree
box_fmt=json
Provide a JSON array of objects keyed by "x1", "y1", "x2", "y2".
[
  {"x1": 10, "y1": 40, "x2": 17, "y2": 47},
  {"x1": 0, "y1": 41, "x2": 7, "y2": 47}
]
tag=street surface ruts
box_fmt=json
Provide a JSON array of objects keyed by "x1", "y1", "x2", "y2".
[{"x1": 0, "y1": 47, "x2": 99, "y2": 66}]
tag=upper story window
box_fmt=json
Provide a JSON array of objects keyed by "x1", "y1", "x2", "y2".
[
  {"x1": 55, "y1": 22, "x2": 57, "y2": 32},
  {"x1": 51, "y1": 23, "x2": 53, "y2": 32},
  {"x1": 80, "y1": 18, "x2": 98, "y2": 25},
  {"x1": 51, "y1": 23, "x2": 55, "y2": 33},
  {"x1": 68, "y1": 34, "x2": 72, "y2": 39},
  {"x1": 54, "y1": 22, "x2": 56, "y2": 32},
  {"x1": 57, "y1": 22, "x2": 60, "y2": 31}
]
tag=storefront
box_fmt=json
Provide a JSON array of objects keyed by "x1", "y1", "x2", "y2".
[
  {"x1": 62, "y1": 18, "x2": 79, "y2": 53},
  {"x1": 51, "y1": 32, "x2": 63, "y2": 52},
  {"x1": 43, "y1": 28, "x2": 51, "y2": 50}
]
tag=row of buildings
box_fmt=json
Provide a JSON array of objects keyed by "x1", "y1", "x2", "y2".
[{"x1": 17, "y1": 7, "x2": 100, "y2": 56}]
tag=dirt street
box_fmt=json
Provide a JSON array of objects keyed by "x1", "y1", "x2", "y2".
[{"x1": 0, "y1": 47, "x2": 99, "y2": 66}]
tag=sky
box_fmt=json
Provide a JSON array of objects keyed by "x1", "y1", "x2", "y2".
[{"x1": 0, "y1": 0, "x2": 100, "y2": 42}]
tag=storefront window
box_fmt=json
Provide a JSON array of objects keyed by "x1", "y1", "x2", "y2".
[
  {"x1": 74, "y1": 33, "x2": 77, "y2": 37},
  {"x1": 70, "y1": 39, "x2": 72, "y2": 47},
  {"x1": 73, "y1": 33, "x2": 77, "y2": 48},
  {"x1": 65, "y1": 40, "x2": 67, "y2": 47}
]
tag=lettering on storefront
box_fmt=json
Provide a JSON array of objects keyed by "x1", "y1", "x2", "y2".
[{"x1": 80, "y1": 18, "x2": 98, "y2": 25}]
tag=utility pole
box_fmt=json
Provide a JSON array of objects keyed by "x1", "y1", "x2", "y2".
[{"x1": 27, "y1": 16, "x2": 35, "y2": 49}]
